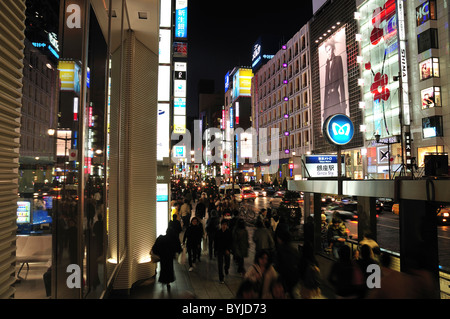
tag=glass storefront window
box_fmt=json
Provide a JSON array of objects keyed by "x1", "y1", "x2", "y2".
[
  {"x1": 422, "y1": 115, "x2": 443, "y2": 138},
  {"x1": 417, "y1": 28, "x2": 439, "y2": 53},
  {"x1": 417, "y1": 145, "x2": 444, "y2": 167},
  {"x1": 421, "y1": 86, "x2": 441, "y2": 109},
  {"x1": 419, "y1": 57, "x2": 440, "y2": 80},
  {"x1": 416, "y1": 0, "x2": 437, "y2": 26}
]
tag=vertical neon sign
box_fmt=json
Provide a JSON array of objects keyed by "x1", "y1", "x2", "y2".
[{"x1": 175, "y1": 0, "x2": 188, "y2": 39}]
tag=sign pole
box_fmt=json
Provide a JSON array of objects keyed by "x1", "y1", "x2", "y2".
[{"x1": 337, "y1": 145, "x2": 342, "y2": 195}]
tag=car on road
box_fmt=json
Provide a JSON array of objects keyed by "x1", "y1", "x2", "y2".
[
  {"x1": 437, "y1": 206, "x2": 450, "y2": 225},
  {"x1": 323, "y1": 201, "x2": 358, "y2": 221},
  {"x1": 263, "y1": 186, "x2": 276, "y2": 197},
  {"x1": 219, "y1": 184, "x2": 242, "y2": 202},
  {"x1": 321, "y1": 195, "x2": 336, "y2": 207},
  {"x1": 241, "y1": 189, "x2": 257, "y2": 201},
  {"x1": 276, "y1": 191, "x2": 303, "y2": 230},
  {"x1": 280, "y1": 191, "x2": 303, "y2": 207},
  {"x1": 252, "y1": 186, "x2": 266, "y2": 197},
  {"x1": 376, "y1": 198, "x2": 394, "y2": 212}
]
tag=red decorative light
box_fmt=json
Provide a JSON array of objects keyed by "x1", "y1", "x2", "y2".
[{"x1": 370, "y1": 72, "x2": 390, "y2": 102}]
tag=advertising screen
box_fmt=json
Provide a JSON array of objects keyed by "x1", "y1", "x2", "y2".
[
  {"x1": 173, "y1": 42, "x2": 188, "y2": 58},
  {"x1": 318, "y1": 27, "x2": 349, "y2": 127},
  {"x1": 174, "y1": 98, "x2": 186, "y2": 115},
  {"x1": 58, "y1": 60, "x2": 81, "y2": 93},
  {"x1": 17, "y1": 201, "x2": 31, "y2": 224},
  {"x1": 157, "y1": 183, "x2": 169, "y2": 202},
  {"x1": 173, "y1": 115, "x2": 186, "y2": 134},
  {"x1": 232, "y1": 68, "x2": 253, "y2": 100}
]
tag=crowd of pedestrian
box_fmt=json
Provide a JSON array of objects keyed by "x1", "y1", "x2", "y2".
[{"x1": 152, "y1": 179, "x2": 440, "y2": 300}]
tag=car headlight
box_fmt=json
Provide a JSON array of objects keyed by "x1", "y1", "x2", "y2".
[{"x1": 443, "y1": 212, "x2": 449, "y2": 217}]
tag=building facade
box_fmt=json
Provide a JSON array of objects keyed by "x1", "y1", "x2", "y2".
[
  {"x1": 310, "y1": 0, "x2": 365, "y2": 179},
  {"x1": 406, "y1": 0, "x2": 449, "y2": 171},
  {"x1": 356, "y1": 0, "x2": 450, "y2": 178},
  {"x1": 252, "y1": 24, "x2": 312, "y2": 183}
]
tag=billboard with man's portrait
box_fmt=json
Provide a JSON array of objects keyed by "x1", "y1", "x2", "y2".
[{"x1": 318, "y1": 27, "x2": 350, "y2": 128}]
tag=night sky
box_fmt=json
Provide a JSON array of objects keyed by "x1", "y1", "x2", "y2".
[{"x1": 187, "y1": 0, "x2": 313, "y2": 117}]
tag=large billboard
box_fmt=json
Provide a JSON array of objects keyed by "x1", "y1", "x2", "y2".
[
  {"x1": 318, "y1": 27, "x2": 349, "y2": 127},
  {"x1": 58, "y1": 60, "x2": 81, "y2": 93},
  {"x1": 358, "y1": 0, "x2": 402, "y2": 139},
  {"x1": 232, "y1": 68, "x2": 253, "y2": 100}
]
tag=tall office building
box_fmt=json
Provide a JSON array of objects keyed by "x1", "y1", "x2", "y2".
[{"x1": 222, "y1": 67, "x2": 253, "y2": 183}]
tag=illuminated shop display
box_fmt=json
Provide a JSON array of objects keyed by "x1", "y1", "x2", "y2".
[
  {"x1": 358, "y1": 0, "x2": 402, "y2": 140},
  {"x1": 421, "y1": 87, "x2": 441, "y2": 109},
  {"x1": 419, "y1": 57, "x2": 440, "y2": 81}
]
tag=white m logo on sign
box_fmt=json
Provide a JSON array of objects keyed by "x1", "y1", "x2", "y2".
[{"x1": 332, "y1": 123, "x2": 351, "y2": 137}]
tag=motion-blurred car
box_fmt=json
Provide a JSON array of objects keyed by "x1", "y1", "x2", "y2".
[
  {"x1": 252, "y1": 186, "x2": 266, "y2": 197},
  {"x1": 323, "y1": 201, "x2": 358, "y2": 221},
  {"x1": 241, "y1": 189, "x2": 257, "y2": 201},
  {"x1": 437, "y1": 206, "x2": 450, "y2": 225},
  {"x1": 280, "y1": 191, "x2": 303, "y2": 207},
  {"x1": 376, "y1": 198, "x2": 394, "y2": 212},
  {"x1": 321, "y1": 196, "x2": 336, "y2": 207},
  {"x1": 277, "y1": 191, "x2": 303, "y2": 229},
  {"x1": 269, "y1": 190, "x2": 286, "y2": 207},
  {"x1": 263, "y1": 186, "x2": 276, "y2": 197}
]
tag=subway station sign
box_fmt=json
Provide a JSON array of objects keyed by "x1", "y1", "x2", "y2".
[{"x1": 324, "y1": 114, "x2": 354, "y2": 146}]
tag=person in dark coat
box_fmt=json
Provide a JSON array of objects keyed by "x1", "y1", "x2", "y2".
[
  {"x1": 215, "y1": 219, "x2": 233, "y2": 283},
  {"x1": 232, "y1": 218, "x2": 249, "y2": 275},
  {"x1": 183, "y1": 217, "x2": 204, "y2": 271},
  {"x1": 168, "y1": 213, "x2": 182, "y2": 236},
  {"x1": 206, "y1": 210, "x2": 220, "y2": 259},
  {"x1": 195, "y1": 200, "x2": 206, "y2": 220},
  {"x1": 274, "y1": 228, "x2": 301, "y2": 298},
  {"x1": 152, "y1": 227, "x2": 182, "y2": 290}
]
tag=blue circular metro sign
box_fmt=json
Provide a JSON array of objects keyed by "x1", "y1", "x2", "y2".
[{"x1": 324, "y1": 114, "x2": 354, "y2": 146}]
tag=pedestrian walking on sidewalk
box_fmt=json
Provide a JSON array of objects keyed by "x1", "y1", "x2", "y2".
[
  {"x1": 180, "y1": 199, "x2": 191, "y2": 230},
  {"x1": 151, "y1": 227, "x2": 182, "y2": 290},
  {"x1": 206, "y1": 210, "x2": 220, "y2": 259},
  {"x1": 183, "y1": 217, "x2": 204, "y2": 271},
  {"x1": 253, "y1": 219, "x2": 275, "y2": 257},
  {"x1": 215, "y1": 219, "x2": 232, "y2": 283},
  {"x1": 244, "y1": 249, "x2": 278, "y2": 299},
  {"x1": 232, "y1": 218, "x2": 249, "y2": 275}
]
